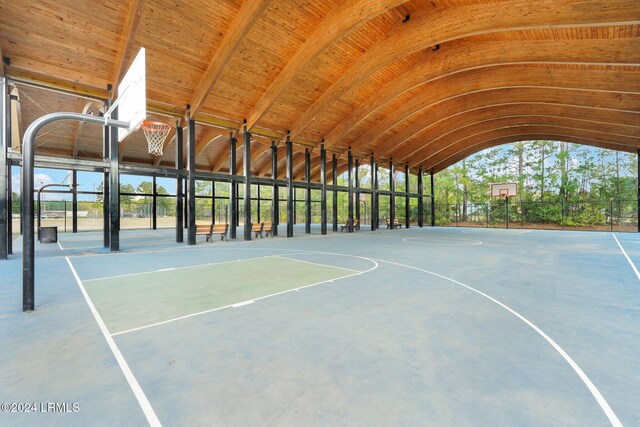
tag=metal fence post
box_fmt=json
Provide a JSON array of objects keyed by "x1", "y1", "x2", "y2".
[{"x1": 610, "y1": 200, "x2": 614, "y2": 232}]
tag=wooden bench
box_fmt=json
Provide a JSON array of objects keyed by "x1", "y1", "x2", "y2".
[
  {"x1": 196, "y1": 224, "x2": 213, "y2": 242},
  {"x1": 251, "y1": 222, "x2": 263, "y2": 238},
  {"x1": 262, "y1": 221, "x2": 273, "y2": 237},
  {"x1": 386, "y1": 218, "x2": 400, "y2": 229},
  {"x1": 340, "y1": 219, "x2": 359, "y2": 232},
  {"x1": 211, "y1": 223, "x2": 228, "y2": 241}
]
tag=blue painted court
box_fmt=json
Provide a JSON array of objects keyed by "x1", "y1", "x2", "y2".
[{"x1": 1, "y1": 226, "x2": 639, "y2": 426}]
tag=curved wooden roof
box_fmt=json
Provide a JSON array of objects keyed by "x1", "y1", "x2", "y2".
[{"x1": 1, "y1": 0, "x2": 638, "y2": 175}]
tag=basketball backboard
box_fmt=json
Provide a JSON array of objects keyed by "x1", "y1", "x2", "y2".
[
  {"x1": 107, "y1": 47, "x2": 146, "y2": 142},
  {"x1": 491, "y1": 182, "x2": 517, "y2": 197}
]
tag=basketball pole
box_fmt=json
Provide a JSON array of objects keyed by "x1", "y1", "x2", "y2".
[
  {"x1": 505, "y1": 196, "x2": 509, "y2": 229},
  {"x1": 22, "y1": 112, "x2": 128, "y2": 311}
]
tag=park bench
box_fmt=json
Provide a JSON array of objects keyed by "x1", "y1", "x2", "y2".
[
  {"x1": 262, "y1": 221, "x2": 273, "y2": 237},
  {"x1": 252, "y1": 222, "x2": 264, "y2": 238},
  {"x1": 211, "y1": 223, "x2": 228, "y2": 241},
  {"x1": 386, "y1": 218, "x2": 400, "y2": 229},
  {"x1": 195, "y1": 224, "x2": 213, "y2": 242},
  {"x1": 340, "y1": 219, "x2": 359, "y2": 232}
]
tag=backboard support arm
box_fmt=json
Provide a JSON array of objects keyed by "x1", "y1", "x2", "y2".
[{"x1": 22, "y1": 112, "x2": 128, "y2": 311}]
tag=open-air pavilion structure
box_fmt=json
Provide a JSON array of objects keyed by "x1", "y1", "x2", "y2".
[
  {"x1": 1, "y1": 1, "x2": 640, "y2": 425},
  {"x1": 1, "y1": 0, "x2": 639, "y2": 256}
]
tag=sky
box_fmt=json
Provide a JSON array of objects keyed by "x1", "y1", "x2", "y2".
[{"x1": 11, "y1": 167, "x2": 176, "y2": 201}]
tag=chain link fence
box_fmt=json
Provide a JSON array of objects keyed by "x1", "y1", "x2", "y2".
[{"x1": 429, "y1": 199, "x2": 636, "y2": 232}]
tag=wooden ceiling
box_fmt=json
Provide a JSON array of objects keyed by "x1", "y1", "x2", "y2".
[{"x1": 1, "y1": 0, "x2": 638, "y2": 178}]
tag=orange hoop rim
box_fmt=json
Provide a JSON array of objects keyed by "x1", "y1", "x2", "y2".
[{"x1": 141, "y1": 120, "x2": 171, "y2": 131}]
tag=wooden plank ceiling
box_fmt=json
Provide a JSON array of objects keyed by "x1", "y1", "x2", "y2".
[{"x1": 1, "y1": 0, "x2": 638, "y2": 179}]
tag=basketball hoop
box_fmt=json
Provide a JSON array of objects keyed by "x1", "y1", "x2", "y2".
[{"x1": 141, "y1": 120, "x2": 171, "y2": 156}]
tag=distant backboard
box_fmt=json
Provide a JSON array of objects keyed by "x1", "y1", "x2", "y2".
[
  {"x1": 108, "y1": 47, "x2": 146, "y2": 142},
  {"x1": 491, "y1": 183, "x2": 517, "y2": 197}
]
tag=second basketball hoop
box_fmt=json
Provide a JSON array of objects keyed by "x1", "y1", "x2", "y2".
[{"x1": 141, "y1": 120, "x2": 171, "y2": 156}]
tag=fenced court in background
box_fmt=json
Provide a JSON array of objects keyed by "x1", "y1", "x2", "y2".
[
  {"x1": 11, "y1": 195, "x2": 638, "y2": 235},
  {"x1": 1, "y1": 225, "x2": 639, "y2": 426}
]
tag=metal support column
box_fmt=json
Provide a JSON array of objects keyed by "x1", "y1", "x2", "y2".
[
  {"x1": 430, "y1": 170, "x2": 436, "y2": 227},
  {"x1": 152, "y1": 176, "x2": 157, "y2": 230},
  {"x1": 243, "y1": 122, "x2": 252, "y2": 241},
  {"x1": 184, "y1": 179, "x2": 188, "y2": 230},
  {"x1": 257, "y1": 184, "x2": 261, "y2": 222},
  {"x1": 374, "y1": 163, "x2": 379, "y2": 228},
  {"x1": 389, "y1": 160, "x2": 395, "y2": 228},
  {"x1": 371, "y1": 154, "x2": 376, "y2": 231},
  {"x1": 72, "y1": 170, "x2": 78, "y2": 233},
  {"x1": 418, "y1": 167, "x2": 424, "y2": 227},
  {"x1": 320, "y1": 144, "x2": 327, "y2": 235},
  {"x1": 405, "y1": 164, "x2": 410, "y2": 228},
  {"x1": 109, "y1": 108, "x2": 120, "y2": 252},
  {"x1": 347, "y1": 148, "x2": 354, "y2": 232},
  {"x1": 211, "y1": 180, "x2": 215, "y2": 223},
  {"x1": 175, "y1": 123, "x2": 184, "y2": 242},
  {"x1": 637, "y1": 149, "x2": 640, "y2": 232},
  {"x1": 355, "y1": 159, "x2": 360, "y2": 227},
  {"x1": 271, "y1": 141, "x2": 279, "y2": 235},
  {"x1": 103, "y1": 119, "x2": 110, "y2": 247},
  {"x1": 0, "y1": 78, "x2": 6, "y2": 259},
  {"x1": 332, "y1": 154, "x2": 338, "y2": 232},
  {"x1": 286, "y1": 133, "x2": 293, "y2": 237},
  {"x1": 304, "y1": 148, "x2": 311, "y2": 234},
  {"x1": 229, "y1": 132, "x2": 237, "y2": 239},
  {"x1": 7, "y1": 161, "x2": 11, "y2": 254},
  {"x1": 186, "y1": 118, "x2": 196, "y2": 245}
]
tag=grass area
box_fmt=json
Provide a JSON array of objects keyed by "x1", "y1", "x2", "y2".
[{"x1": 83, "y1": 256, "x2": 354, "y2": 334}]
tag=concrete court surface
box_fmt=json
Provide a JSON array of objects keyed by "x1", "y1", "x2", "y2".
[{"x1": 1, "y1": 225, "x2": 639, "y2": 426}]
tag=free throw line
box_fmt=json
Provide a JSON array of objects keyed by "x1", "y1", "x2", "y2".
[
  {"x1": 612, "y1": 233, "x2": 640, "y2": 282},
  {"x1": 65, "y1": 257, "x2": 161, "y2": 426}
]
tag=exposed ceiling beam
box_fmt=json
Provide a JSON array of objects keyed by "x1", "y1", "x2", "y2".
[
  {"x1": 72, "y1": 100, "x2": 103, "y2": 158},
  {"x1": 324, "y1": 37, "x2": 640, "y2": 148},
  {"x1": 350, "y1": 67, "x2": 640, "y2": 154},
  {"x1": 5, "y1": 66, "x2": 109, "y2": 100},
  {"x1": 287, "y1": 0, "x2": 640, "y2": 141},
  {"x1": 387, "y1": 105, "x2": 640, "y2": 162},
  {"x1": 196, "y1": 130, "x2": 225, "y2": 157},
  {"x1": 409, "y1": 116, "x2": 639, "y2": 168},
  {"x1": 189, "y1": 0, "x2": 272, "y2": 117},
  {"x1": 420, "y1": 124, "x2": 638, "y2": 170},
  {"x1": 244, "y1": 0, "x2": 405, "y2": 131},
  {"x1": 111, "y1": 0, "x2": 147, "y2": 92}
]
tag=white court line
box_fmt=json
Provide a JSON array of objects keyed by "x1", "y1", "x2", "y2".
[
  {"x1": 274, "y1": 255, "x2": 361, "y2": 273},
  {"x1": 612, "y1": 233, "x2": 640, "y2": 282},
  {"x1": 57, "y1": 241, "x2": 64, "y2": 250},
  {"x1": 375, "y1": 258, "x2": 622, "y2": 427},
  {"x1": 111, "y1": 254, "x2": 379, "y2": 337},
  {"x1": 65, "y1": 257, "x2": 161, "y2": 427},
  {"x1": 232, "y1": 300, "x2": 255, "y2": 308},
  {"x1": 83, "y1": 255, "x2": 272, "y2": 282}
]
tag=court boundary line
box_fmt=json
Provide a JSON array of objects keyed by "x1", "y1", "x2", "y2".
[
  {"x1": 82, "y1": 255, "x2": 273, "y2": 282},
  {"x1": 57, "y1": 241, "x2": 64, "y2": 250},
  {"x1": 612, "y1": 233, "x2": 640, "y2": 282},
  {"x1": 374, "y1": 257, "x2": 622, "y2": 427},
  {"x1": 65, "y1": 257, "x2": 161, "y2": 427},
  {"x1": 111, "y1": 252, "x2": 378, "y2": 337}
]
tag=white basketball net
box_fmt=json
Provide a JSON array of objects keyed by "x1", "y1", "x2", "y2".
[{"x1": 142, "y1": 121, "x2": 171, "y2": 156}]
